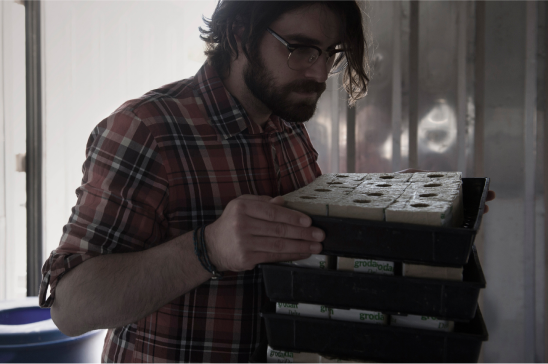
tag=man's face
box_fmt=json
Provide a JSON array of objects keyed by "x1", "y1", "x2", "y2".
[{"x1": 243, "y1": 4, "x2": 341, "y2": 123}]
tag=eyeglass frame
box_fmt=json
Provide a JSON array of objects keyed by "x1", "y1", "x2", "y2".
[{"x1": 266, "y1": 27, "x2": 346, "y2": 73}]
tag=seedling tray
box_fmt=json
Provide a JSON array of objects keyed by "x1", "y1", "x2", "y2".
[
  {"x1": 257, "y1": 304, "x2": 488, "y2": 363},
  {"x1": 260, "y1": 246, "x2": 485, "y2": 321},
  {"x1": 311, "y1": 177, "x2": 490, "y2": 267}
]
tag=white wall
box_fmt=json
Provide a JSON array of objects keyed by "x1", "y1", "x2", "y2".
[
  {"x1": 42, "y1": 0, "x2": 217, "y2": 259},
  {"x1": 0, "y1": 0, "x2": 219, "y2": 302},
  {"x1": 0, "y1": 0, "x2": 28, "y2": 301}
]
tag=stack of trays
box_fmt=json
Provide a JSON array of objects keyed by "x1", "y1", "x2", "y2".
[{"x1": 255, "y1": 175, "x2": 490, "y2": 363}]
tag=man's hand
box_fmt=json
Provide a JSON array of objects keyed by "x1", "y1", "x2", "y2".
[
  {"x1": 205, "y1": 195, "x2": 324, "y2": 272},
  {"x1": 484, "y1": 190, "x2": 495, "y2": 214}
]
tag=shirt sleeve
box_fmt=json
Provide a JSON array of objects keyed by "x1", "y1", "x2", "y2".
[{"x1": 39, "y1": 109, "x2": 170, "y2": 308}]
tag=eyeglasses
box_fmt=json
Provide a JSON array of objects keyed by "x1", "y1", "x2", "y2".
[{"x1": 267, "y1": 27, "x2": 346, "y2": 73}]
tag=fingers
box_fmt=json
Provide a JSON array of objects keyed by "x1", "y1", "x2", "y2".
[
  {"x1": 238, "y1": 194, "x2": 273, "y2": 203},
  {"x1": 234, "y1": 198, "x2": 311, "y2": 227},
  {"x1": 269, "y1": 196, "x2": 285, "y2": 205},
  {"x1": 252, "y1": 237, "x2": 323, "y2": 254},
  {"x1": 246, "y1": 218, "x2": 324, "y2": 242},
  {"x1": 269, "y1": 196, "x2": 312, "y2": 227},
  {"x1": 234, "y1": 195, "x2": 311, "y2": 226},
  {"x1": 483, "y1": 191, "x2": 495, "y2": 214},
  {"x1": 254, "y1": 252, "x2": 315, "y2": 265}
]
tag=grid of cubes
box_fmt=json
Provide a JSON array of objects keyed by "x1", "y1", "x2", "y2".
[{"x1": 283, "y1": 172, "x2": 463, "y2": 227}]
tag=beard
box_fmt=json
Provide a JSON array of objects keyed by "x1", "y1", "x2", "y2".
[{"x1": 243, "y1": 56, "x2": 327, "y2": 123}]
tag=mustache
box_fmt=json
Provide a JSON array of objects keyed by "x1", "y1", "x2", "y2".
[{"x1": 286, "y1": 80, "x2": 327, "y2": 94}]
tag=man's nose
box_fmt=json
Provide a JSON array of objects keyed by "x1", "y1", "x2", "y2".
[{"x1": 302, "y1": 58, "x2": 329, "y2": 84}]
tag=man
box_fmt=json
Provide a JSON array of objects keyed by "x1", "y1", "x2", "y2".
[{"x1": 39, "y1": 1, "x2": 370, "y2": 362}]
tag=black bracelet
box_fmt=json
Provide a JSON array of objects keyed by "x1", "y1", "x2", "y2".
[
  {"x1": 193, "y1": 225, "x2": 224, "y2": 280},
  {"x1": 193, "y1": 226, "x2": 210, "y2": 273},
  {"x1": 200, "y1": 226, "x2": 211, "y2": 267},
  {"x1": 201, "y1": 225, "x2": 224, "y2": 280}
]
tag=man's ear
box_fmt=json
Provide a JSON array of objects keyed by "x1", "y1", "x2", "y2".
[{"x1": 231, "y1": 24, "x2": 246, "y2": 56}]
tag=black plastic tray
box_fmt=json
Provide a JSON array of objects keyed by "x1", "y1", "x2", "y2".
[
  {"x1": 258, "y1": 304, "x2": 488, "y2": 363},
  {"x1": 311, "y1": 178, "x2": 490, "y2": 267},
  {"x1": 260, "y1": 246, "x2": 485, "y2": 321}
]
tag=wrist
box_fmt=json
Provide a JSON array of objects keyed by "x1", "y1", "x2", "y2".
[
  {"x1": 203, "y1": 224, "x2": 224, "y2": 272},
  {"x1": 173, "y1": 232, "x2": 211, "y2": 282},
  {"x1": 192, "y1": 224, "x2": 224, "y2": 279}
]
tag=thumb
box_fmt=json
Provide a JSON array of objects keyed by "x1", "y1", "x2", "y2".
[
  {"x1": 269, "y1": 196, "x2": 285, "y2": 205},
  {"x1": 238, "y1": 194, "x2": 272, "y2": 202}
]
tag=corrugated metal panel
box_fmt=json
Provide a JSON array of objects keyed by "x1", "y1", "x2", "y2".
[
  {"x1": 391, "y1": 1, "x2": 402, "y2": 172},
  {"x1": 354, "y1": 1, "x2": 393, "y2": 173},
  {"x1": 338, "y1": 1, "x2": 546, "y2": 361},
  {"x1": 524, "y1": 2, "x2": 538, "y2": 361}
]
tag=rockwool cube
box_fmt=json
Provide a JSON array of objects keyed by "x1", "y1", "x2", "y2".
[
  {"x1": 402, "y1": 188, "x2": 460, "y2": 205},
  {"x1": 283, "y1": 189, "x2": 348, "y2": 216},
  {"x1": 400, "y1": 188, "x2": 463, "y2": 226},
  {"x1": 325, "y1": 179, "x2": 364, "y2": 189},
  {"x1": 409, "y1": 171, "x2": 462, "y2": 183},
  {"x1": 275, "y1": 302, "x2": 330, "y2": 319},
  {"x1": 350, "y1": 188, "x2": 405, "y2": 201},
  {"x1": 365, "y1": 172, "x2": 413, "y2": 183},
  {"x1": 301, "y1": 184, "x2": 353, "y2": 197},
  {"x1": 337, "y1": 257, "x2": 394, "y2": 275},
  {"x1": 300, "y1": 180, "x2": 357, "y2": 193},
  {"x1": 267, "y1": 346, "x2": 320, "y2": 363},
  {"x1": 403, "y1": 263, "x2": 463, "y2": 281},
  {"x1": 312, "y1": 174, "x2": 339, "y2": 184},
  {"x1": 321, "y1": 173, "x2": 369, "y2": 182},
  {"x1": 310, "y1": 173, "x2": 367, "y2": 190},
  {"x1": 328, "y1": 195, "x2": 396, "y2": 221},
  {"x1": 385, "y1": 199, "x2": 453, "y2": 227},
  {"x1": 407, "y1": 180, "x2": 462, "y2": 193},
  {"x1": 330, "y1": 308, "x2": 387, "y2": 325},
  {"x1": 390, "y1": 314, "x2": 454, "y2": 332},
  {"x1": 356, "y1": 181, "x2": 411, "y2": 193}
]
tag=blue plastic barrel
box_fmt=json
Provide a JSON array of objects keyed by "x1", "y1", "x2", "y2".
[{"x1": 0, "y1": 297, "x2": 106, "y2": 363}]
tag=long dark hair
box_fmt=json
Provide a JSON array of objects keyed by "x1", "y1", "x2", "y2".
[{"x1": 199, "y1": 1, "x2": 370, "y2": 106}]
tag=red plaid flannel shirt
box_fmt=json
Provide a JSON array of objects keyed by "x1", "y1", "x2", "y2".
[{"x1": 39, "y1": 63, "x2": 321, "y2": 362}]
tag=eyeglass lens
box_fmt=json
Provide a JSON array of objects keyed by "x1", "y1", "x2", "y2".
[{"x1": 288, "y1": 47, "x2": 341, "y2": 71}]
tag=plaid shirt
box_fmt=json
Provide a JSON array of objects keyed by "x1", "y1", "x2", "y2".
[{"x1": 39, "y1": 63, "x2": 321, "y2": 362}]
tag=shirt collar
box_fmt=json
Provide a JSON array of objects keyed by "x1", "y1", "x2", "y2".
[{"x1": 191, "y1": 62, "x2": 293, "y2": 139}]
